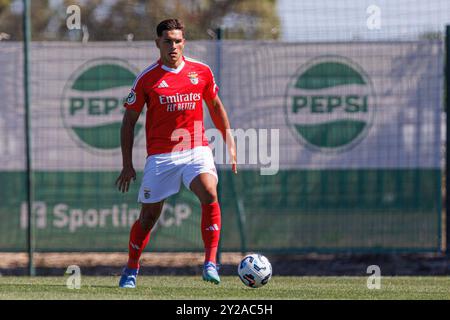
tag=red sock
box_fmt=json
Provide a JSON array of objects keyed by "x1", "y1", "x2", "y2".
[
  {"x1": 127, "y1": 220, "x2": 151, "y2": 269},
  {"x1": 201, "y1": 202, "x2": 221, "y2": 264}
]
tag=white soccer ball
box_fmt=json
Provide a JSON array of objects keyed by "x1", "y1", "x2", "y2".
[{"x1": 237, "y1": 253, "x2": 272, "y2": 288}]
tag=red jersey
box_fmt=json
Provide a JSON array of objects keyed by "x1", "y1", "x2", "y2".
[{"x1": 124, "y1": 56, "x2": 219, "y2": 156}]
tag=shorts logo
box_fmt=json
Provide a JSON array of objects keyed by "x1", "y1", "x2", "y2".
[
  {"x1": 143, "y1": 188, "x2": 151, "y2": 199},
  {"x1": 284, "y1": 56, "x2": 376, "y2": 153},
  {"x1": 61, "y1": 58, "x2": 143, "y2": 154},
  {"x1": 188, "y1": 72, "x2": 199, "y2": 85}
]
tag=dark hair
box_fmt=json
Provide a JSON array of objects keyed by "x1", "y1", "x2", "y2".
[{"x1": 156, "y1": 19, "x2": 185, "y2": 37}]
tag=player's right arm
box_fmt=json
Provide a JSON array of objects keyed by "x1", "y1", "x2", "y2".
[
  {"x1": 116, "y1": 75, "x2": 147, "y2": 193},
  {"x1": 115, "y1": 109, "x2": 140, "y2": 193}
]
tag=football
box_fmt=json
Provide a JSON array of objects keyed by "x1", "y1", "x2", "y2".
[{"x1": 237, "y1": 253, "x2": 272, "y2": 288}]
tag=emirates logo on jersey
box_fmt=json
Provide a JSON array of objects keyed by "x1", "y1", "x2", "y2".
[
  {"x1": 188, "y1": 72, "x2": 199, "y2": 85},
  {"x1": 159, "y1": 93, "x2": 201, "y2": 112}
]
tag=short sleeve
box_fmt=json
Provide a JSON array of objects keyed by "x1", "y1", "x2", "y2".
[
  {"x1": 203, "y1": 67, "x2": 219, "y2": 101},
  {"x1": 123, "y1": 76, "x2": 146, "y2": 113}
]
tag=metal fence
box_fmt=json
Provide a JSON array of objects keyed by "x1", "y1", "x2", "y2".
[
  {"x1": 0, "y1": 38, "x2": 445, "y2": 253},
  {"x1": 0, "y1": 3, "x2": 448, "y2": 277}
]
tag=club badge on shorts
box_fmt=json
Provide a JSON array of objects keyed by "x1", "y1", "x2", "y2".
[
  {"x1": 188, "y1": 72, "x2": 199, "y2": 85},
  {"x1": 143, "y1": 188, "x2": 151, "y2": 199}
]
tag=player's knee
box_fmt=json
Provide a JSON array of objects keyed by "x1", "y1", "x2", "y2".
[
  {"x1": 139, "y1": 207, "x2": 161, "y2": 230},
  {"x1": 139, "y1": 214, "x2": 158, "y2": 231},
  {"x1": 200, "y1": 188, "x2": 218, "y2": 204}
]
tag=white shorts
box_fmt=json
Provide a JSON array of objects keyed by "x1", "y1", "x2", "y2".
[{"x1": 138, "y1": 146, "x2": 218, "y2": 203}]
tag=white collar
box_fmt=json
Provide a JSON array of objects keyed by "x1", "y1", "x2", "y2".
[{"x1": 161, "y1": 60, "x2": 185, "y2": 74}]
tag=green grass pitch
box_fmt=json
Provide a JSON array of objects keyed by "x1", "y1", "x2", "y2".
[{"x1": 0, "y1": 276, "x2": 449, "y2": 300}]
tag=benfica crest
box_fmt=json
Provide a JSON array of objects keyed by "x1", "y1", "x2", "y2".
[{"x1": 188, "y1": 72, "x2": 199, "y2": 85}]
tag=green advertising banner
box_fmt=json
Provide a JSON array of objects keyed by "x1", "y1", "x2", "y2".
[{"x1": 0, "y1": 41, "x2": 443, "y2": 252}]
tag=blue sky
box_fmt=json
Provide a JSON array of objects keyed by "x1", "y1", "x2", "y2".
[{"x1": 277, "y1": 0, "x2": 450, "y2": 41}]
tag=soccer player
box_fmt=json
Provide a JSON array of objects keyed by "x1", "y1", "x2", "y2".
[{"x1": 115, "y1": 18, "x2": 237, "y2": 288}]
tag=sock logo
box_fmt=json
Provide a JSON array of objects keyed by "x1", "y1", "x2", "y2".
[
  {"x1": 205, "y1": 224, "x2": 219, "y2": 231},
  {"x1": 130, "y1": 242, "x2": 140, "y2": 250}
]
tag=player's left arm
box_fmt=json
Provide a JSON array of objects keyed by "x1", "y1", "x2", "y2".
[{"x1": 205, "y1": 95, "x2": 237, "y2": 174}]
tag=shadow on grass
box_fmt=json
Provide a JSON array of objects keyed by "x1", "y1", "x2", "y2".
[{"x1": 1, "y1": 254, "x2": 449, "y2": 276}]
